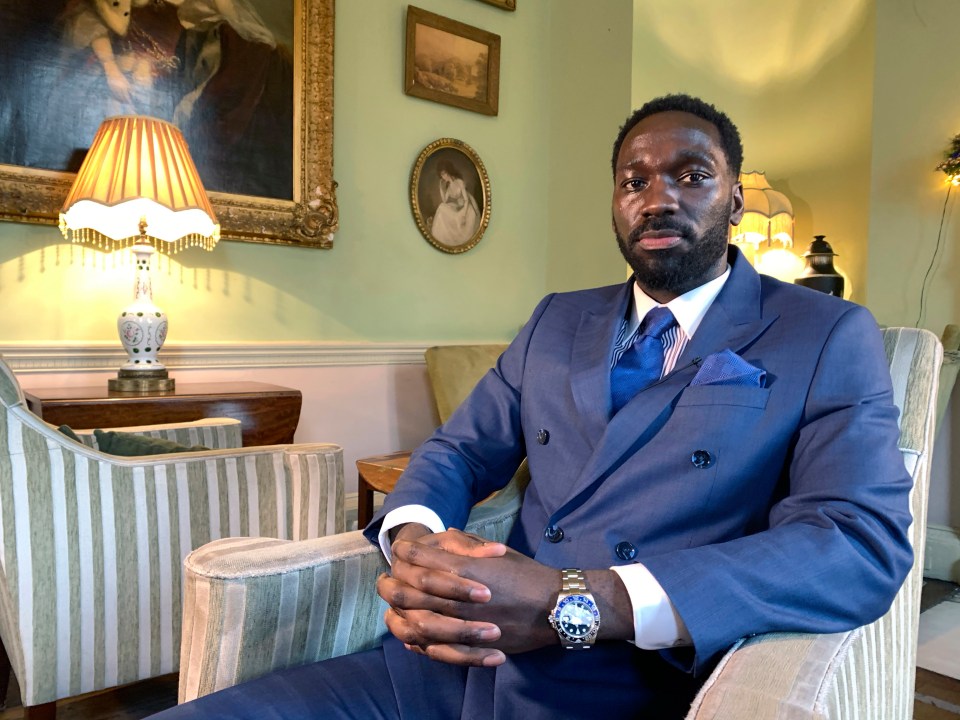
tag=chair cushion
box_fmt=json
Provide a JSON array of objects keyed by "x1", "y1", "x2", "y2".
[
  {"x1": 93, "y1": 428, "x2": 210, "y2": 455},
  {"x1": 57, "y1": 425, "x2": 84, "y2": 443}
]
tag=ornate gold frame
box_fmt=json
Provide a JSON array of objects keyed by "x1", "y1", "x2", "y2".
[
  {"x1": 404, "y1": 6, "x2": 501, "y2": 117},
  {"x1": 0, "y1": 0, "x2": 338, "y2": 249},
  {"x1": 410, "y1": 138, "x2": 491, "y2": 254}
]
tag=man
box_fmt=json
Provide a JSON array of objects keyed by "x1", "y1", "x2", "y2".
[{"x1": 154, "y1": 94, "x2": 913, "y2": 719}]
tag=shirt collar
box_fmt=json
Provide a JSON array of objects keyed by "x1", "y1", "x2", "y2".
[{"x1": 629, "y1": 266, "x2": 731, "y2": 339}]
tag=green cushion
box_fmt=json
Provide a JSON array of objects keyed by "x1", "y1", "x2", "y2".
[
  {"x1": 57, "y1": 425, "x2": 83, "y2": 443},
  {"x1": 93, "y1": 429, "x2": 209, "y2": 456}
]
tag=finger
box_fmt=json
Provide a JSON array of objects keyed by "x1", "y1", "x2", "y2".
[
  {"x1": 384, "y1": 607, "x2": 500, "y2": 648},
  {"x1": 378, "y1": 572, "x2": 489, "y2": 611},
  {"x1": 421, "y1": 643, "x2": 507, "y2": 668},
  {"x1": 393, "y1": 536, "x2": 500, "y2": 575},
  {"x1": 400, "y1": 640, "x2": 503, "y2": 668},
  {"x1": 378, "y1": 572, "x2": 473, "y2": 611},
  {"x1": 389, "y1": 558, "x2": 492, "y2": 603},
  {"x1": 421, "y1": 530, "x2": 507, "y2": 559}
]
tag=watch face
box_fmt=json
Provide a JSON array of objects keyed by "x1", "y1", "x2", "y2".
[{"x1": 556, "y1": 595, "x2": 598, "y2": 639}]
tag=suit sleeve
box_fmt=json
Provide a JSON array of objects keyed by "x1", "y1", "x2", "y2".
[
  {"x1": 362, "y1": 294, "x2": 556, "y2": 544},
  {"x1": 641, "y1": 304, "x2": 915, "y2": 674}
]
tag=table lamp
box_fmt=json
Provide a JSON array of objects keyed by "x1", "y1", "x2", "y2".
[
  {"x1": 59, "y1": 115, "x2": 219, "y2": 392},
  {"x1": 795, "y1": 234, "x2": 845, "y2": 297},
  {"x1": 729, "y1": 171, "x2": 802, "y2": 282}
]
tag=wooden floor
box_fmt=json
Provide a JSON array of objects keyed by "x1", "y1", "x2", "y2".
[
  {"x1": 1, "y1": 582, "x2": 958, "y2": 719},
  {"x1": 0, "y1": 674, "x2": 177, "y2": 719}
]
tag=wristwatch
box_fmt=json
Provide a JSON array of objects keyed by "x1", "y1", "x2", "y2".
[{"x1": 548, "y1": 568, "x2": 601, "y2": 649}]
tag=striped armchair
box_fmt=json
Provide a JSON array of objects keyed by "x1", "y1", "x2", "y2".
[
  {"x1": 0, "y1": 356, "x2": 344, "y2": 717},
  {"x1": 177, "y1": 328, "x2": 941, "y2": 719}
]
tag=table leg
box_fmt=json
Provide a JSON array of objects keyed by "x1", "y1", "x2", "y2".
[{"x1": 357, "y1": 474, "x2": 375, "y2": 529}]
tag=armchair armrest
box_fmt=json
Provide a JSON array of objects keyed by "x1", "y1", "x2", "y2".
[
  {"x1": 685, "y1": 631, "x2": 858, "y2": 720},
  {"x1": 178, "y1": 464, "x2": 528, "y2": 701},
  {"x1": 63, "y1": 417, "x2": 244, "y2": 450}
]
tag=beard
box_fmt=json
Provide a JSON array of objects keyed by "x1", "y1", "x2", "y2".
[{"x1": 615, "y1": 212, "x2": 731, "y2": 296}]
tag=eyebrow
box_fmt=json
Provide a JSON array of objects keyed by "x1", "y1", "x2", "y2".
[{"x1": 617, "y1": 149, "x2": 723, "y2": 174}]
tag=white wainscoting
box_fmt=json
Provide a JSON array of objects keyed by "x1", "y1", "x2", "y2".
[{"x1": 2, "y1": 342, "x2": 443, "y2": 495}]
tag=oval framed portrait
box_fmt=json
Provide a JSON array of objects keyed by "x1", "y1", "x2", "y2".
[{"x1": 410, "y1": 138, "x2": 491, "y2": 253}]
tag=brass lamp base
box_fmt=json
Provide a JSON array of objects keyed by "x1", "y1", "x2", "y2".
[{"x1": 108, "y1": 368, "x2": 175, "y2": 393}]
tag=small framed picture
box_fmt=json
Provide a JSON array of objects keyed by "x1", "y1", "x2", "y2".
[
  {"x1": 476, "y1": 0, "x2": 516, "y2": 9},
  {"x1": 405, "y1": 6, "x2": 501, "y2": 116},
  {"x1": 410, "y1": 138, "x2": 491, "y2": 254}
]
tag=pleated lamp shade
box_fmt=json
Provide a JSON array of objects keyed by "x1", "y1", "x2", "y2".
[
  {"x1": 59, "y1": 115, "x2": 219, "y2": 253},
  {"x1": 730, "y1": 171, "x2": 794, "y2": 248}
]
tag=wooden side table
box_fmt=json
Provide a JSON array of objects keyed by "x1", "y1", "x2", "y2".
[
  {"x1": 356, "y1": 451, "x2": 411, "y2": 528},
  {"x1": 24, "y1": 382, "x2": 302, "y2": 447}
]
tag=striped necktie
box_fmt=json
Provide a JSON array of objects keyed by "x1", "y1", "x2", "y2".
[{"x1": 610, "y1": 306, "x2": 676, "y2": 415}]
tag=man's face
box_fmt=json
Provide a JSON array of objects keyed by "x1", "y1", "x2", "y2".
[{"x1": 612, "y1": 111, "x2": 744, "y2": 301}]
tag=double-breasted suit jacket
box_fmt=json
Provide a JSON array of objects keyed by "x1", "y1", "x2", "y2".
[{"x1": 368, "y1": 247, "x2": 913, "y2": 715}]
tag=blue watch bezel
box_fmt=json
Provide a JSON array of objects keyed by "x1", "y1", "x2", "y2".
[{"x1": 553, "y1": 593, "x2": 600, "y2": 642}]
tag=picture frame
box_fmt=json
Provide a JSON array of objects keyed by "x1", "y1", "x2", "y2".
[
  {"x1": 404, "y1": 6, "x2": 501, "y2": 117},
  {"x1": 476, "y1": 0, "x2": 516, "y2": 10},
  {"x1": 410, "y1": 138, "x2": 491, "y2": 254},
  {"x1": 0, "y1": 0, "x2": 338, "y2": 249}
]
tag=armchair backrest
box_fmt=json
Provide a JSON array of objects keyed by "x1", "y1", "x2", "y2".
[{"x1": 425, "y1": 344, "x2": 508, "y2": 423}]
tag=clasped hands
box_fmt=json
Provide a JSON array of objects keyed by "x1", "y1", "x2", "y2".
[{"x1": 376, "y1": 523, "x2": 560, "y2": 668}]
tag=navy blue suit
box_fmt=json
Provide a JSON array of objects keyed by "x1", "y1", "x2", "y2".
[
  {"x1": 365, "y1": 247, "x2": 913, "y2": 717},
  {"x1": 153, "y1": 247, "x2": 913, "y2": 720}
]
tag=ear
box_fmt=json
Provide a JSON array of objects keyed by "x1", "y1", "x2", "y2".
[{"x1": 728, "y1": 179, "x2": 745, "y2": 226}]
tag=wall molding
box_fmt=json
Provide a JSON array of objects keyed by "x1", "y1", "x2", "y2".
[
  {"x1": 0, "y1": 341, "x2": 435, "y2": 373},
  {"x1": 924, "y1": 523, "x2": 960, "y2": 583}
]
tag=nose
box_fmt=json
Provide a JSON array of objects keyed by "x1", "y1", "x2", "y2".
[{"x1": 641, "y1": 177, "x2": 679, "y2": 217}]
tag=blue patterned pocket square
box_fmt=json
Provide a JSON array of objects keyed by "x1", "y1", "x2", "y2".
[{"x1": 691, "y1": 349, "x2": 766, "y2": 387}]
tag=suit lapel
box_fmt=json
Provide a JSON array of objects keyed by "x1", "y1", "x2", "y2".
[
  {"x1": 676, "y1": 246, "x2": 774, "y2": 367},
  {"x1": 553, "y1": 248, "x2": 778, "y2": 521},
  {"x1": 569, "y1": 282, "x2": 633, "y2": 447}
]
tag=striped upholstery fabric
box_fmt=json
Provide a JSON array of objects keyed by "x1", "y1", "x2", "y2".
[
  {"x1": 65, "y1": 418, "x2": 244, "y2": 451},
  {"x1": 687, "y1": 327, "x2": 942, "y2": 719},
  {"x1": 178, "y1": 461, "x2": 529, "y2": 701},
  {"x1": 178, "y1": 328, "x2": 940, "y2": 717},
  {"x1": 0, "y1": 356, "x2": 344, "y2": 709}
]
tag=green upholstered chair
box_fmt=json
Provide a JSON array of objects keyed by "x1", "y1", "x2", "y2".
[
  {"x1": 425, "y1": 344, "x2": 508, "y2": 423},
  {"x1": 176, "y1": 329, "x2": 941, "y2": 720},
  {"x1": 0, "y1": 355, "x2": 345, "y2": 718}
]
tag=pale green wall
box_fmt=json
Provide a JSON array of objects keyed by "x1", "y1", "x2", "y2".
[
  {"x1": 0, "y1": 0, "x2": 632, "y2": 344},
  {"x1": 866, "y1": 0, "x2": 960, "y2": 332},
  {"x1": 544, "y1": 4, "x2": 634, "y2": 292},
  {"x1": 631, "y1": 0, "x2": 876, "y2": 304}
]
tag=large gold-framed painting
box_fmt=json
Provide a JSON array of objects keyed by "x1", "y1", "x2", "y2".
[{"x1": 0, "y1": 0, "x2": 338, "y2": 249}]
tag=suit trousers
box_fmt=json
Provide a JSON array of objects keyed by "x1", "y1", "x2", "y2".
[{"x1": 149, "y1": 636, "x2": 701, "y2": 719}]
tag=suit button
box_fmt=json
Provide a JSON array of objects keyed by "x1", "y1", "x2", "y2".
[
  {"x1": 544, "y1": 525, "x2": 564, "y2": 543},
  {"x1": 537, "y1": 429, "x2": 550, "y2": 445},
  {"x1": 615, "y1": 541, "x2": 637, "y2": 561},
  {"x1": 691, "y1": 450, "x2": 714, "y2": 469}
]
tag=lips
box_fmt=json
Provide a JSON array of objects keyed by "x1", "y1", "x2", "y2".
[{"x1": 633, "y1": 229, "x2": 684, "y2": 250}]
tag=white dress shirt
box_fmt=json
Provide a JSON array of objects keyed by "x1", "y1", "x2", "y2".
[{"x1": 379, "y1": 267, "x2": 731, "y2": 650}]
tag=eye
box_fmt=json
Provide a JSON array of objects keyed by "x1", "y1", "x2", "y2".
[
  {"x1": 680, "y1": 172, "x2": 710, "y2": 185},
  {"x1": 621, "y1": 177, "x2": 647, "y2": 192}
]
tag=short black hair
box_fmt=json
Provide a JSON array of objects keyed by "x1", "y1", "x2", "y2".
[{"x1": 611, "y1": 94, "x2": 743, "y2": 179}]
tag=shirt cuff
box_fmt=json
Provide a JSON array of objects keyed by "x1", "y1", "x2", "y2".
[
  {"x1": 610, "y1": 563, "x2": 692, "y2": 649},
  {"x1": 378, "y1": 505, "x2": 446, "y2": 564}
]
